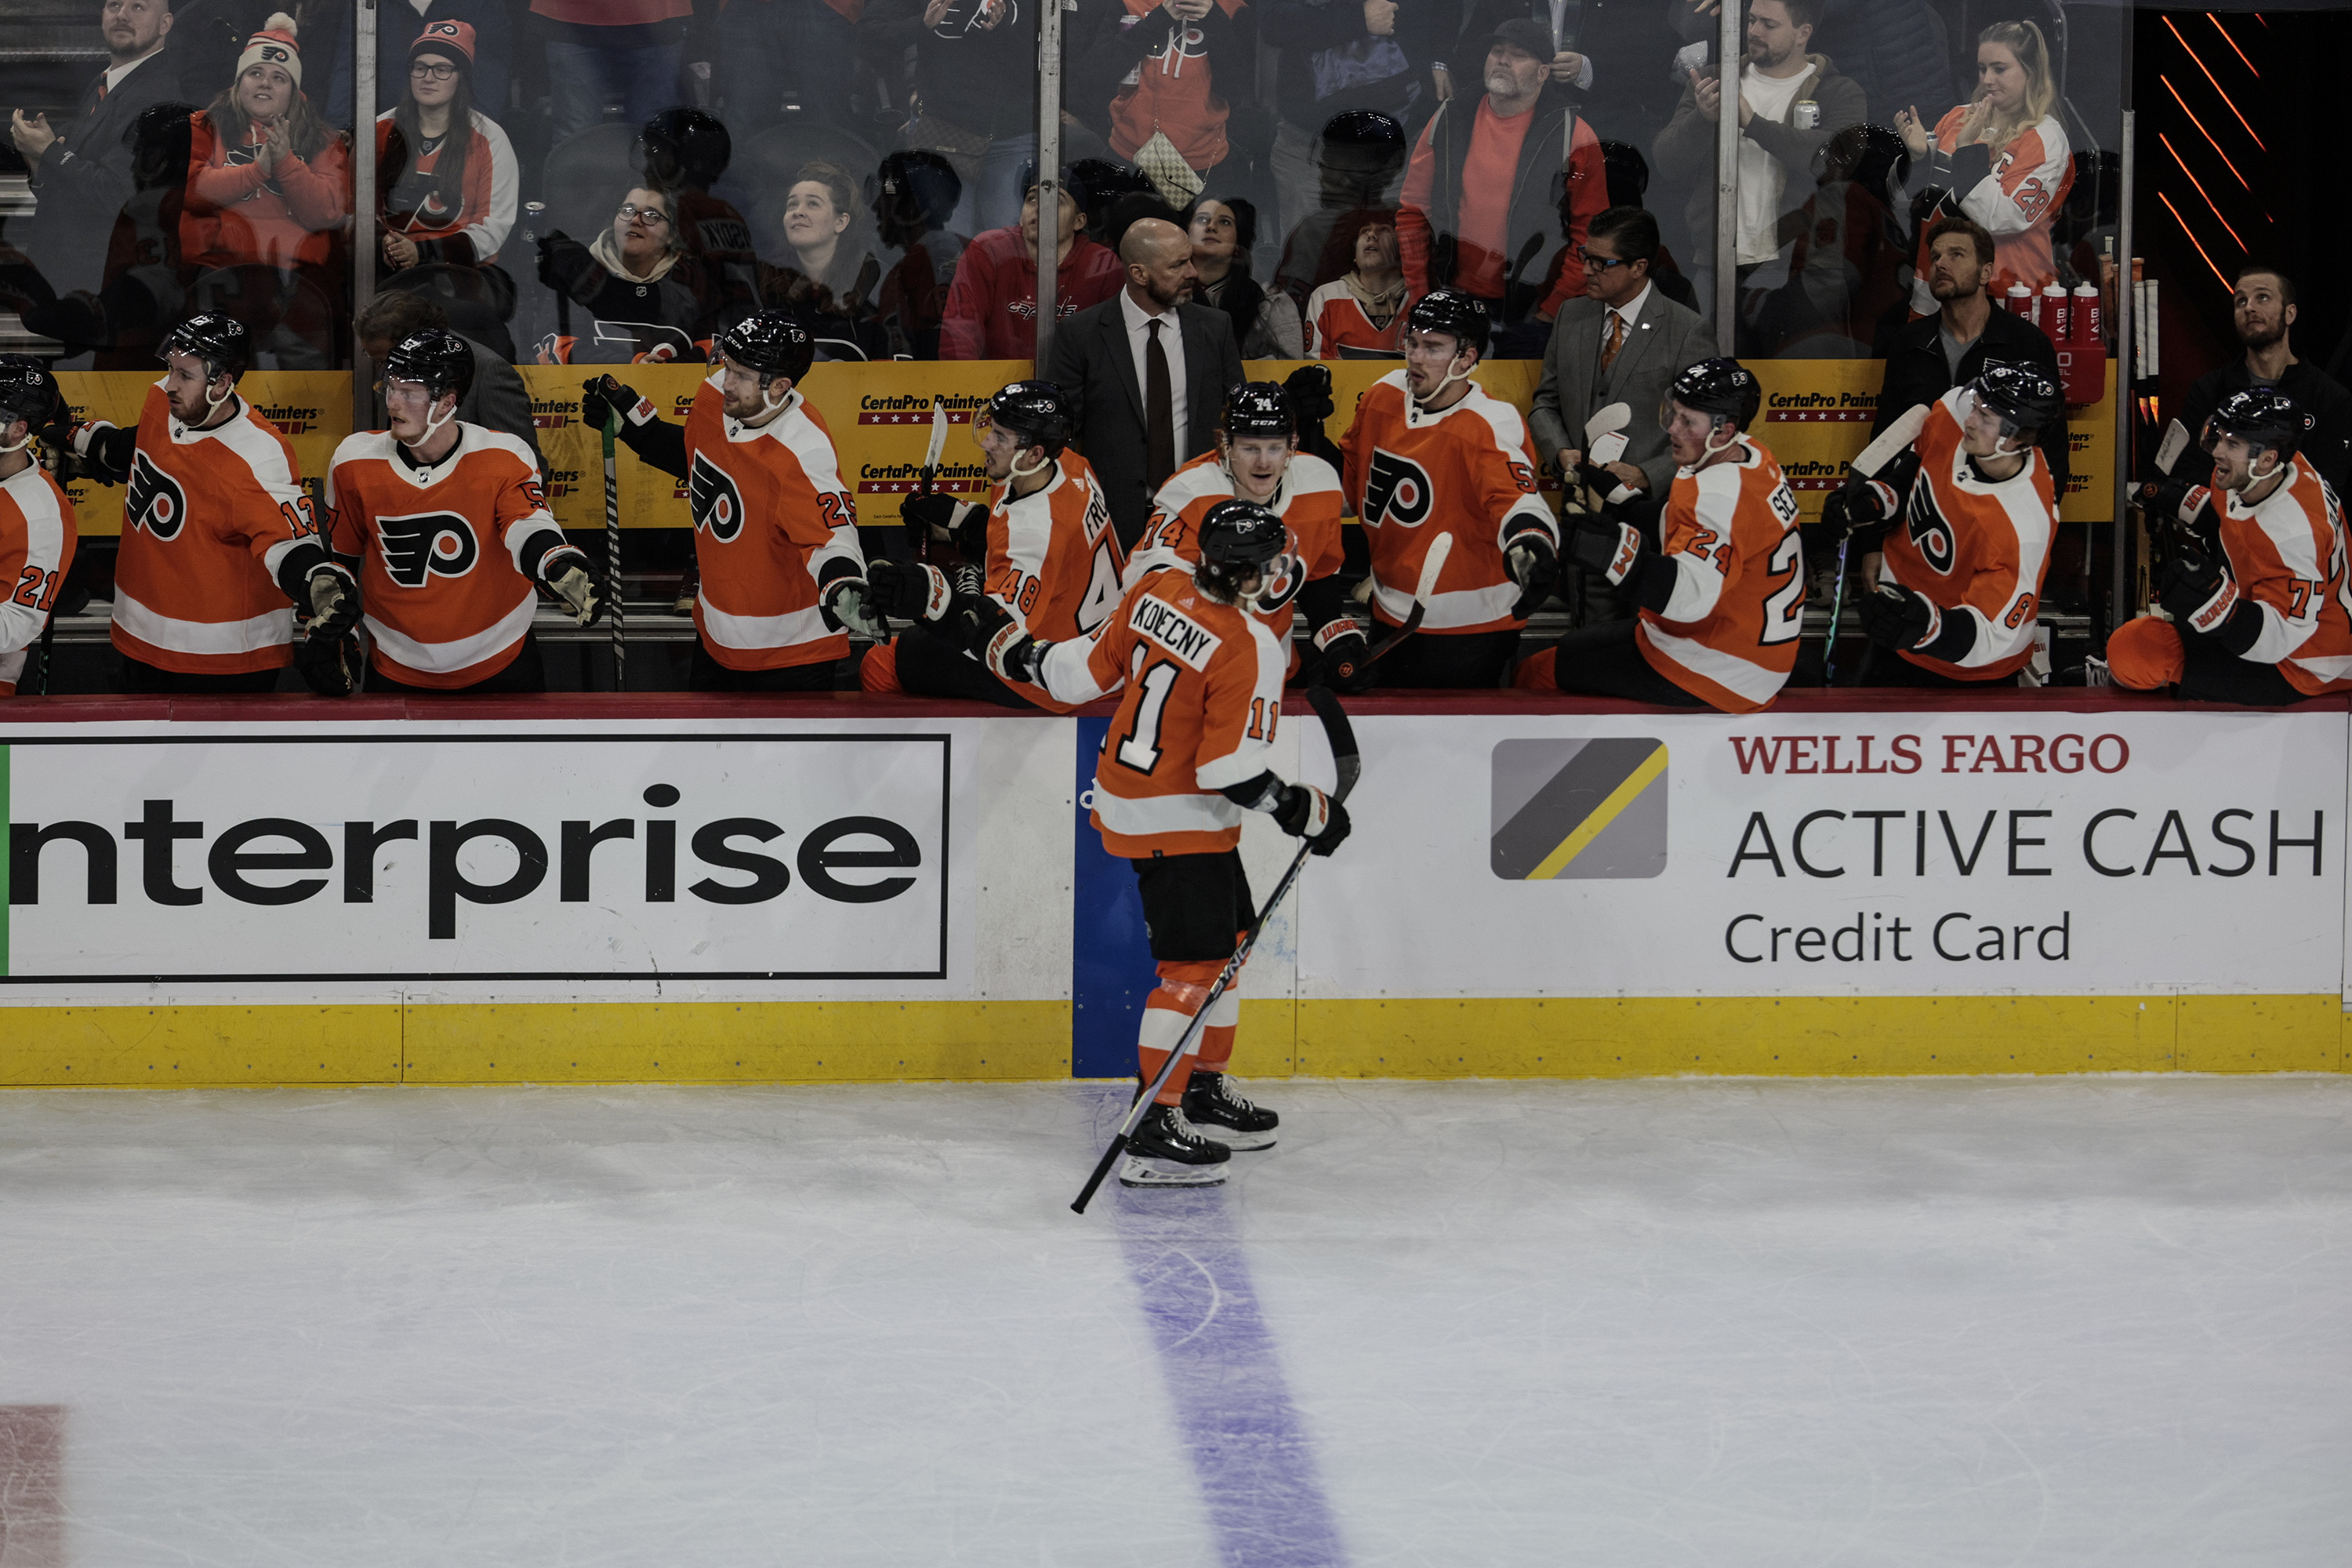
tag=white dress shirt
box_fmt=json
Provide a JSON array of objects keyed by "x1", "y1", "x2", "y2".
[{"x1": 1119, "y1": 287, "x2": 1187, "y2": 447}]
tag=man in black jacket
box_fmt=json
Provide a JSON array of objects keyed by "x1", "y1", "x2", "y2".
[
  {"x1": 1872, "y1": 215, "x2": 2067, "y2": 495},
  {"x1": 2173, "y1": 264, "x2": 2352, "y2": 499},
  {"x1": 10, "y1": 0, "x2": 183, "y2": 297},
  {"x1": 1043, "y1": 217, "x2": 1244, "y2": 549}
]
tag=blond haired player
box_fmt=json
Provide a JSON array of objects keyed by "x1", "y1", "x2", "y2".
[
  {"x1": 584, "y1": 313, "x2": 883, "y2": 691},
  {"x1": 1517, "y1": 358, "x2": 1805, "y2": 713},
  {"x1": 958, "y1": 499, "x2": 1349, "y2": 1183},
  {"x1": 0, "y1": 358, "x2": 75, "y2": 697},
  {"x1": 2108, "y1": 387, "x2": 2352, "y2": 704},
  {"x1": 55, "y1": 314, "x2": 354, "y2": 693}
]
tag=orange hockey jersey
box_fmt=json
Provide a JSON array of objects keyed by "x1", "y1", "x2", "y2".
[
  {"x1": 2208, "y1": 454, "x2": 2352, "y2": 696},
  {"x1": 110, "y1": 384, "x2": 311, "y2": 675},
  {"x1": 1907, "y1": 111, "x2": 2074, "y2": 310},
  {"x1": 1341, "y1": 372, "x2": 1556, "y2": 635},
  {"x1": 0, "y1": 461, "x2": 77, "y2": 696},
  {"x1": 1036, "y1": 568, "x2": 1287, "y2": 858},
  {"x1": 1130, "y1": 449, "x2": 1346, "y2": 644},
  {"x1": 1305, "y1": 280, "x2": 1412, "y2": 359},
  {"x1": 1635, "y1": 437, "x2": 1805, "y2": 713},
  {"x1": 326, "y1": 424, "x2": 563, "y2": 688},
  {"x1": 1879, "y1": 386, "x2": 2058, "y2": 681},
  {"x1": 989, "y1": 449, "x2": 1126, "y2": 644},
  {"x1": 678, "y1": 376, "x2": 866, "y2": 671}
]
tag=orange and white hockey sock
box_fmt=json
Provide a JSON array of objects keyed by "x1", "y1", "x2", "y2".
[
  {"x1": 1138, "y1": 959, "x2": 1223, "y2": 1105},
  {"x1": 1193, "y1": 941, "x2": 1246, "y2": 1075}
]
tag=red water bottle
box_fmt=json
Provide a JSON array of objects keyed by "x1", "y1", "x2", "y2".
[
  {"x1": 2071, "y1": 281, "x2": 2102, "y2": 347},
  {"x1": 2039, "y1": 282, "x2": 2068, "y2": 340}
]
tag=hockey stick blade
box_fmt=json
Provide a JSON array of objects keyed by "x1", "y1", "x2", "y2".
[
  {"x1": 1849, "y1": 403, "x2": 1929, "y2": 480},
  {"x1": 919, "y1": 398, "x2": 948, "y2": 486},
  {"x1": 1364, "y1": 533, "x2": 1453, "y2": 666},
  {"x1": 2154, "y1": 418, "x2": 2191, "y2": 476},
  {"x1": 1584, "y1": 401, "x2": 1633, "y2": 467}
]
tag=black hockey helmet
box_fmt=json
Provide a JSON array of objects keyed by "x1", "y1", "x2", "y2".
[
  {"x1": 1319, "y1": 109, "x2": 1405, "y2": 150},
  {"x1": 0, "y1": 354, "x2": 60, "y2": 431},
  {"x1": 1196, "y1": 498, "x2": 1287, "y2": 601},
  {"x1": 1404, "y1": 289, "x2": 1490, "y2": 361},
  {"x1": 984, "y1": 380, "x2": 1073, "y2": 458},
  {"x1": 638, "y1": 107, "x2": 732, "y2": 187},
  {"x1": 2203, "y1": 386, "x2": 2313, "y2": 463},
  {"x1": 1968, "y1": 361, "x2": 2063, "y2": 440},
  {"x1": 1221, "y1": 382, "x2": 1296, "y2": 441},
  {"x1": 716, "y1": 312, "x2": 814, "y2": 386},
  {"x1": 1664, "y1": 357, "x2": 1762, "y2": 433},
  {"x1": 158, "y1": 312, "x2": 250, "y2": 384},
  {"x1": 382, "y1": 328, "x2": 474, "y2": 404},
  {"x1": 870, "y1": 148, "x2": 963, "y2": 228}
]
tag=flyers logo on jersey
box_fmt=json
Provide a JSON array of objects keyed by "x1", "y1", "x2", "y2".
[
  {"x1": 1362, "y1": 449, "x2": 1433, "y2": 528},
  {"x1": 1906, "y1": 486, "x2": 1956, "y2": 575},
  {"x1": 379, "y1": 512, "x2": 480, "y2": 587},
  {"x1": 125, "y1": 452, "x2": 188, "y2": 539},
  {"x1": 1130, "y1": 593, "x2": 1222, "y2": 672},
  {"x1": 688, "y1": 453, "x2": 746, "y2": 542}
]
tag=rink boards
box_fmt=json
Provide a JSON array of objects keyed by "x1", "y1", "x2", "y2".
[{"x1": 0, "y1": 690, "x2": 2347, "y2": 1084}]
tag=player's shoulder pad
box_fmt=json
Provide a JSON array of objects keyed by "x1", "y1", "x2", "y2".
[
  {"x1": 220, "y1": 404, "x2": 300, "y2": 471},
  {"x1": 1157, "y1": 459, "x2": 1232, "y2": 514},
  {"x1": 330, "y1": 430, "x2": 400, "y2": 468},
  {"x1": 1690, "y1": 456, "x2": 1747, "y2": 528},
  {"x1": 463, "y1": 423, "x2": 542, "y2": 473},
  {"x1": 1460, "y1": 387, "x2": 1534, "y2": 451},
  {"x1": 1370, "y1": 369, "x2": 1411, "y2": 401},
  {"x1": 1285, "y1": 452, "x2": 1344, "y2": 495},
  {"x1": 2, "y1": 461, "x2": 71, "y2": 524}
]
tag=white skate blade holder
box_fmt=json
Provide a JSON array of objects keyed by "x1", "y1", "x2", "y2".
[{"x1": 1119, "y1": 1156, "x2": 1228, "y2": 1189}]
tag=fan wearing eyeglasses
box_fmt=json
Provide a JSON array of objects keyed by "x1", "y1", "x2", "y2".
[
  {"x1": 376, "y1": 21, "x2": 518, "y2": 274},
  {"x1": 533, "y1": 183, "x2": 719, "y2": 364}
]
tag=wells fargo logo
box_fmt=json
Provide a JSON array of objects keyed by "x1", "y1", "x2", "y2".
[{"x1": 1491, "y1": 739, "x2": 1668, "y2": 880}]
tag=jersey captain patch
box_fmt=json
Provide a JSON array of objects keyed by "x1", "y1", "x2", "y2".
[
  {"x1": 378, "y1": 511, "x2": 480, "y2": 586},
  {"x1": 1361, "y1": 448, "x2": 1432, "y2": 528},
  {"x1": 688, "y1": 452, "x2": 746, "y2": 541},
  {"x1": 125, "y1": 451, "x2": 188, "y2": 539}
]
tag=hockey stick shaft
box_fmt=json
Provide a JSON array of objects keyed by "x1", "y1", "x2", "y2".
[
  {"x1": 1822, "y1": 534, "x2": 1851, "y2": 686},
  {"x1": 1360, "y1": 532, "x2": 1452, "y2": 668},
  {"x1": 602, "y1": 411, "x2": 625, "y2": 691},
  {"x1": 1073, "y1": 690, "x2": 1359, "y2": 1214}
]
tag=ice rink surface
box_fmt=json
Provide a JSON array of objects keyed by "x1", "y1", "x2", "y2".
[{"x1": 2, "y1": 1076, "x2": 2348, "y2": 1566}]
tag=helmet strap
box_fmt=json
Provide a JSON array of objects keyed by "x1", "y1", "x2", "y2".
[
  {"x1": 203, "y1": 372, "x2": 236, "y2": 418},
  {"x1": 0, "y1": 420, "x2": 32, "y2": 456},
  {"x1": 1414, "y1": 350, "x2": 1476, "y2": 412},
  {"x1": 1699, "y1": 420, "x2": 1743, "y2": 464},
  {"x1": 1008, "y1": 445, "x2": 1054, "y2": 481},
  {"x1": 404, "y1": 393, "x2": 459, "y2": 451}
]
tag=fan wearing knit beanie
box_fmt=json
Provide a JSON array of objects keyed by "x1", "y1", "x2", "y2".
[
  {"x1": 376, "y1": 20, "x2": 521, "y2": 271},
  {"x1": 183, "y1": 13, "x2": 351, "y2": 272}
]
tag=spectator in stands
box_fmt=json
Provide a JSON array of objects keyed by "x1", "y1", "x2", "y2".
[
  {"x1": 1186, "y1": 197, "x2": 1303, "y2": 358},
  {"x1": 637, "y1": 108, "x2": 759, "y2": 329},
  {"x1": 1873, "y1": 214, "x2": 2066, "y2": 491},
  {"x1": 1261, "y1": 0, "x2": 1446, "y2": 243},
  {"x1": 1653, "y1": 0, "x2": 1859, "y2": 350},
  {"x1": 2176, "y1": 266, "x2": 2352, "y2": 501},
  {"x1": 1746, "y1": 122, "x2": 1909, "y2": 355},
  {"x1": 376, "y1": 23, "x2": 518, "y2": 274},
  {"x1": 183, "y1": 14, "x2": 351, "y2": 274},
  {"x1": 1274, "y1": 111, "x2": 1408, "y2": 306},
  {"x1": 1305, "y1": 216, "x2": 1410, "y2": 358},
  {"x1": 11, "y1": 0, "x2": 183, "y2": 298},
  {"x1": 1398, "y1": 19, "x2": 1605, "y2": 354},
  {"x1": 1076, "y1": 0, "x2": 1254, "y2": 195},
  {"x1": 870, "y1": 150, "x2": 969, "y2": 359},
  {"x1": 765, "y1": 162, "x2": 881, "y2": 313},
  {"x1": 939, "y1": 176, "x2": 1124, "y2": 359},
  {"x1": 533, "y1": 184, "x2": 714, "y2": 362},
  {"x1": 535, "y1": 0, "x2": 691, "y2": 139},
  {"x1": 1457, "y1": 0, "x2": 1687, "y2": 151},
  {"x1": 328, "y1": 0, "x2": 508, "y2": 131},
  {"x1": 1896, "y1": 20, "x2": 2071, "y2": 314},
  {"x1": 1042, "y1": 216, "x2": 1245, "y2": 546},
  {"x1": 863, "y1": 0, "x2": 1042, "y2": 235},
  {"x1": 354, "y1": 290, "x2": 541, "y2": 464},
  {"x1": 1817, "y1": 0, "x2": 1950, "y2": 130}
]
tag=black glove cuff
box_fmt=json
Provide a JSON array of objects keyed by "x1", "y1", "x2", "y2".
[{"x1": 1632, "y1": 550, "x2": 1677, "y2": 616}]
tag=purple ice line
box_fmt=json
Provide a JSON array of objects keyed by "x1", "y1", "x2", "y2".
[{"x1": 1110, "y1": 1098, "x2": 1351, "y2": 1568}]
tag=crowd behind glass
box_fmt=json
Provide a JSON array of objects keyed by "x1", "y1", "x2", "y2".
[{"x1": 0, "y1": 0, "x2": 2110, "y2": 372}]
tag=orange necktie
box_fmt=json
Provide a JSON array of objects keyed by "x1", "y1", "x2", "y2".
[{"x1": 1600, "y1": 311, "x2": 1626, "y2": 372}]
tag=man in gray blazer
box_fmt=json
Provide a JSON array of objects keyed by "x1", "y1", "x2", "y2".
[
  {"x1": 1529, "y1": 205, "x2": 1718, "y2": 619},
  {"x1": 1043, "y1": 218, "x2": 1245, "y2": 550}
]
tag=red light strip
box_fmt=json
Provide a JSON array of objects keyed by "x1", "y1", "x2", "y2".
[
  {"x1": 2163, "y1": 15, "x2": 2266, "y2": 151},
  {"x1": 2160, "y1": 191, "x2": 2235, "y2": 292},
  {"x1": 2206, "y1": 13, "x2": 2257, "y2": 77},
  {"x1": 2161, "y1": 74, "x2": 2252, "y2": 190},
  {"x1": 2159, "y1": 132, "x2": 2249, "y2": 249}
]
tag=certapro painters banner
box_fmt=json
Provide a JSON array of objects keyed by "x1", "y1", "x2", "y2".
[
  {"x1": 0, "y1": 715, "x2": 1075, "y2": 1004},
  {"x1": 1300, "y1": 707, "x2": 2350, "y2": 1000}
]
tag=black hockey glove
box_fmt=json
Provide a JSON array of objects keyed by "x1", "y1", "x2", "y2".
[
  {"x1": 867, "y1": 559, "x2": 954, "y2": 622},
  {"x1": 982, "y1": 617, "x2": 1047, "y2": 685},
  {"x1": 942, "y1": 590, "x2": 1011, "y2": 655},
  {"x1": 1567, "y1": 514, "x2": 1642, "y2": 586},
  {"x1": 303, "y1": 563, "x2": 361, "y2": 642},
  {"x1": 1859, "y1": 581, "x2": 1938, "y2": 651},
  {"x1": 2157, "y1": 544, "x2": 2250, "y2": 644},
  {"x1": 902, "y1": 492, "x2": 985, "y2": 558},
  {"x1": 2147, "y1": 475, "x2": 2218, "y2": 535},
  {"x1": 1272, "y1": 782, "x2": 1351, "y2": 857},
  {"x1": 539, "y1": 546, "x2": 606, "y2": 626},
  {"x1": 1312, "y1": 619, "x2": 1375, "y2": 694},
  {"x1": 1504, "y1": 532, "x2": 1559, "y2": 619},
  {"x1": 294, "y1": 630, "x2": 363, "y2": 697},
  {"x1": 1283, "y1": 364, "x2": 1335, "y2": 427},
  {"x1": 822, "y1": 576, "x2": 888, "y2": 640},
  {"x1": 580, "y1": 375, "x2": 643, "y2": 434}
]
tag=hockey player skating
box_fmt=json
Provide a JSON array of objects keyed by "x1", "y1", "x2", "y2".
[
  {"x1": 1338, "y1": 289, "x2": 1559, "y2": 689},
  {"x1": 1515, "y1": 358, "x2": 1804, "y2": 713},
  {"x1": 862, "y1": 380, "x2": 1123, "y2": 710},
  {"x1": 0, "y1": 358, "x2": 76, "y2": 698},
  {"x1": 50, "y1": 314, "x2": 355, "y2": 693},
  {"x1": 326, "y1": 328, "x2": 600, "y2": 694},
  {"x1": 1129, "y1": 379, "x2": 1357, "y2": 685},
  {"x1": 1819, "y1": 363, "x2": 2064, "y2": 687},
  {"x1": 2107, "y1": 387, "x2": 2352, "y2": 704},
  {"x1": 956, "y1": 499, "x2": 1351, "y2": 1184},
  {"x1": 582, "y1": 314, "x2": 884, "y2": 691}
]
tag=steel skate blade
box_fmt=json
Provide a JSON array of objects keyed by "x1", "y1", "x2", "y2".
[
  {"x1": 1117, "y1": 1155, "x2": 1228, "y2": 1189},
  {"x1": 1203, "y1": 1130, "x2": 1277, "y2": 1152}
]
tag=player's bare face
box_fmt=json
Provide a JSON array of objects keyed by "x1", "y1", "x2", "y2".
[
  {"x1": 1975, "y1": 44, "x2": 2024, "y2": 112},
  {"x1": 384, "y1": 379, "x2": 443, "y2": 443},
  {"x1": 1926, "y1": 235, "x2": 1987, "y2": 302},
  {"x1": 1664, "y1": 402, "x2": 1724, "y2": 468},
  {"x1": 2208, "y1": 433, "x2": 2270, "y2": 493},
  {"x1": 974, "y1": 417, "x2": 1032, "y2": 482},
  {"x1": 1224, "y1": 435, "x2": 1293, "y2": 502},
  {"x1": 719, "y1": 359, "x2": 786, "y2": 423},
  {"x1": 1403, "y1": 328, "x2": 1468, "y2": 402},
  {"x1": 162, "y1": 353, "x2": 213, "y2": 424}
]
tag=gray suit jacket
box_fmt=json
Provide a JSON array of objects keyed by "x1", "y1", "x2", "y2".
[
  {"x1": 1530, "y1": 285, "x2": 1718, "y2": 498},
  {"x1": 23, "y1": 49, "x2": 183, "y2": 296},
  {"x1": 1043, "y1": 295, "x2": 1245, "y2": 549}
]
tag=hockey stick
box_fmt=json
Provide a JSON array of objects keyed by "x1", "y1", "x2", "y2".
[
  {"x1": 1071, "y1": 685, "x2": 1362, "y2": 1214},
  {"x1": 1363, "y1": 532, "x2": 1453, "y2": 667},
  {"x1": 1823, "y1": 403, "x2": 1929, "y2": 686},
  {"x1": 601, "y1": 406, "x2": 626, "y2": 691},
  {"x1": 916, "y1": 397, "x2": 947, "y2": 567}
]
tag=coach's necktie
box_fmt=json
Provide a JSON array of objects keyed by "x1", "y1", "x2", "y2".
[
  {"x1": 1145, "y1": 318, "x2": 1174, "y2": 489},
  {"x1": 1601, "y1": 310, "x2": 1626, "y2": 373}
]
